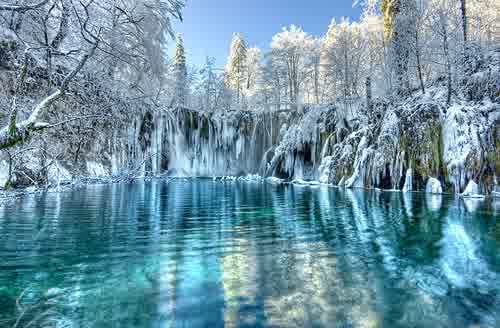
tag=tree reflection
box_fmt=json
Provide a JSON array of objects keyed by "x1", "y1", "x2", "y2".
[{"x1": 0, "y1": 181, "x2": 499, "y2": 327}]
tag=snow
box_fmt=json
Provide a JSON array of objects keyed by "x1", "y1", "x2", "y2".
[
  {"x1": 266, "y1": 177, "x2": 285, "y2": 184},
  {"x1": 425, "y1": 177, "x2": 443, "y2": 194},
  {"x1": 238, "y1": 174, "x2": 263, "y2": 182}
]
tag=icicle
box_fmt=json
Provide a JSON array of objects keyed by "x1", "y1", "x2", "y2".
[{"x1": 402, "y1": 169, "x2": 413, "y2": 193}]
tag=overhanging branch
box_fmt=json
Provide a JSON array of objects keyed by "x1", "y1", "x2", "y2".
[{"x1": 0, "y1": 0, "x2": 50, "y2": 12}]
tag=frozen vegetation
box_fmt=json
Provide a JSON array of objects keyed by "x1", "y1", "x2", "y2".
[{"x1": 0, "y1": 0, "x2": 498, "y2": 197}]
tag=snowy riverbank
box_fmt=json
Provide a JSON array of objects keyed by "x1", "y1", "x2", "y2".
[{"x1": 1, "y1": 48, "x2": 498, "y2": 196}]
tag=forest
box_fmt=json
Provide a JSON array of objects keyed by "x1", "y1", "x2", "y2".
[{"x1": 0, "y1": 0, "x2": 498, "y2": 196}]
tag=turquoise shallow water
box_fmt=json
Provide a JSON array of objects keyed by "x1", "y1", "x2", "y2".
[{"x1": 0, "y1": 179, "x2": 499, "y2": 327}]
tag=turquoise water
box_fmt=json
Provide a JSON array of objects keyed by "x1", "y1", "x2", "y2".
[{"x1": 1, "y1": 179, "x2": 499, "y2": 327}]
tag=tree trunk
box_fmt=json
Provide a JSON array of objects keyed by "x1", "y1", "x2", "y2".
[
  {"x1": 460, "y1": 0, "x2": 467, "y2": 43},
  {"x1": 442, "y1": 21, "x2": 452, "y2": 105},
  {"x1": 415, "y1": 29, "x2": 425, "y2": 94},
  {"x1": 314, "y1": 60, "x2": 319, "y2": 104},
  {"x1": 366, "y1": 77, "x2": 372, "y2": 111}
]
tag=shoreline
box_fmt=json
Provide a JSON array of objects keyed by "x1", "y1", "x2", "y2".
[{"x1": 1, "y1": 175, "x2": 497, "y2": 206}]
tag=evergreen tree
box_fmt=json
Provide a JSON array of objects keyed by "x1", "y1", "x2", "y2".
[
  {"x1": 245, "y1": 47, "x2": 262, "y2": 95},
  {"x1": 225, "y1": 33, "x2": 248, "y2": 104},
  {"x1": 173, "y1": 33, "x2": 188, "y2": 107}
]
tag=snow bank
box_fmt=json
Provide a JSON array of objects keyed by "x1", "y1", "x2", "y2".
[{"x1": 460, "y1": 180, "x2": 485, "y2": 199}]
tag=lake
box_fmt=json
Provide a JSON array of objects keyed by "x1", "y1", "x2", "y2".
[{"x1": 1, "y1": 179, "x2": 499, "y2": 327}]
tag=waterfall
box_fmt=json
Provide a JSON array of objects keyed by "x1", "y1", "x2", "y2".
[{"x1": 111, "y1": 108, "x2": 285, "y2": 178}]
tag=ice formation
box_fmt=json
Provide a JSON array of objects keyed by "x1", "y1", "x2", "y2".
[{"x1": 426, "y1": 177, "x2": 443, "y2": 194}]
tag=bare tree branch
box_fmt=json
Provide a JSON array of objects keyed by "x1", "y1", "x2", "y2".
[
  {"x1": 0, "y1": 39, "x2": 99, "y2": 150},
  {"x1": 0, "y1": 0, "x2": 50, "y2": 12}
]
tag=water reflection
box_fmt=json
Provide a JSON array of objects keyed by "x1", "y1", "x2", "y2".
[{"x1": 0, "y1": 180, "x2": 499, "y2": 328}]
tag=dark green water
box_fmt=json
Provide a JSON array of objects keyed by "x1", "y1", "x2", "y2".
[{"x1": 1, "y1": 180, "x2": 499, "y2": 328}]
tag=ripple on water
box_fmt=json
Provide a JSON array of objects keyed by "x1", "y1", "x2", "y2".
[{"x1": 0, "y1": 180, "x2": 499, "y2": 328}]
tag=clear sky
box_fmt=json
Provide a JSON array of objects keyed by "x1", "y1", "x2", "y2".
[{"x1": 170, "y1": 0, "x2": 362, "y2": 68}]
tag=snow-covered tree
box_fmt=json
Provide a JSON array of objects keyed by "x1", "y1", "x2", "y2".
[
  {"x1": 173, "y1": 33, "x2": 188, "y2": 107},
  {"x1": 382, "y1": 0, "x2": 417, "y2": 96},
  {"x1": 319, "y1": 19, "x2": 339, "y2": 102},
  {"x1": 305, "y1": 38, "x2": 322, "y2": 104},
  {"x1": 0, "y1": 0, "x2": 185, "y2": 150},
  {"x1": 225, "y1": 33, "x2": 248, "y2": 104},
  {"x1": 269, "y1": 25, "x2": 315, "y2": 110},
  {"x1": 320, "y1": 18, "x2": 371, "y2": 111},
  {"x1": 467, "y1": 0, "x2": 500, "y2": 48},
  {"x1": 244, "y1": 47, "x2": 262, "y2": 97},
  {"x1": 193, "y1": 57, "x2": 227, "y2": 111}
]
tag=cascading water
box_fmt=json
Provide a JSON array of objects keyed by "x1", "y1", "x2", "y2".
[
  {"x1": 103, "y1": 80, "x2": 498, "y2": 195},
  {"x1": 113, "y1": 108, "x2": 286, "y2": 177}
]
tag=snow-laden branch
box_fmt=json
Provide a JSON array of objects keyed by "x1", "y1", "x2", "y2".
[
  {"x1": 0, "y1": 0, "x2": 50, "y2": 12},
  {"x1": 0, "y1": 41, "x2": 99, "y2": 150}
]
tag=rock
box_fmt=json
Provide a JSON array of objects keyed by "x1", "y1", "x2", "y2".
[
  {"x1": 425, "y1": 177, "x2": 443, "y2": 194},
  {"x1": 292, "y1": 178, "x2": 320, "y2": 186},
  {"x1": 44, "y1": 288, "x2": 63, "y2": 298},
  {"x1": 266, "y1": 177, "x2": 284, "y2": 184},
  {"x1": 48, "y1": 161, "x2": 72, "y2": 186},
  {"x1": 0, "y1": 160, "x2": 9, "y2": 188},
  {"x1": 460, "y1": 180, "x2": 485, "y2": 198}
]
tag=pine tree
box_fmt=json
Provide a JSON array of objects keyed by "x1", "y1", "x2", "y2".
[
  {"x1": 173, "y1": 33, "x2": 188, "y2": 107},
  {"x1": 245, "y1": 47, "x2": 262, "y2": 95},
  {"x1": 225, "y1": 33, "x2": 248, "y2": 104}
]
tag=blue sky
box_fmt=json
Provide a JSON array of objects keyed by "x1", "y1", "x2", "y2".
[{"x1": 170, "y1": 0, "x2": 362, "y2": 68}]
